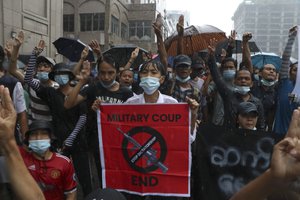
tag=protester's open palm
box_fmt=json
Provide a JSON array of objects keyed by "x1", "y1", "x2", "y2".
[
  {"x1": 77, "y1": 60, "x2": 91, "y2": 82},
  {"x1": 0, "y1": 86, "x2": 17, "y2": 142}
]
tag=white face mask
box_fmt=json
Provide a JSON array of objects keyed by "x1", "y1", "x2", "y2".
[
  {"x1": 176, "y1": 76, "x2": 191, "y2": 83},
  {"x1": 235, "y1": 85, "x2": 251, "y2": 95},
  {"x1": 139, "y1": 77, "x2": 160, "y2": 95}
]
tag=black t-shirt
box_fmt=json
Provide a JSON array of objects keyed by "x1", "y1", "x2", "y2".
[
  {"x1": 36, "y1": 86, "x2": 87, "y2": 147},
  {"x1": 79, "y1": 80, "x2": 133, "y2": 148}
]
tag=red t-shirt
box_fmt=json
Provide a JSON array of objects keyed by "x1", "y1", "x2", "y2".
[{"x1": 19, "y1": 148, "x2": 77, "y2": 200}]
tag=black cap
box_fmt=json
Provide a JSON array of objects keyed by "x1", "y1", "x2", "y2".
[
  {"x1": 25, "y1": 120, "x2": 53, "y2": 137},
  {"x1": 36, "y1": 56, "x2": 56, "y2": 66},
  {"x1": 173, "y1": 54, "x2": 192, "y2": 68},
  {"x1": 48, "y1": 62, "x2": 75, "y2": 81},
  {"x1": 238, "y1": 102, "x2": 258, "y2": 116},
  {"x1": 191, "y1": 59, "x2": 204, "y2": 69},
  {"x1": 84, "y1": 188, "x2": 126, "y2": 200}
]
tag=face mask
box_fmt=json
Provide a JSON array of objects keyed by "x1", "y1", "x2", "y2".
[
  {"x1": 235, "y1": 85, "x2": 251, "y2": 95},
  {"x1": 261, "y1": 78, "x2": 276, "y2": 87},
  {"x1": 222, "y1": 69, "x2": 236, "y2": 81},
  {"x1": 139, "y1": 77, "x2": 160, "y2": 95},
  {"x1": 254, "y1": 74, "x2": 260, "y2": 81},
  {"x1": 54, "y1": 74, "x2": 69, "y2": 85},
  {"x1": 36, "y1": 72, "x2": 49, "y2": 82},
  {"x1": 176, "y1": 76, "x2": 191, "y2": 83},
  {"x1": 29, "y1": 139, "x2": 51, "y2": 155},
  {"x1": 100, "y1": 80, "x2": 116, "y2": 89}
]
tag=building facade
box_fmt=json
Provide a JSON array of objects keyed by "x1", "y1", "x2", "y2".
[
  {"x1": 0, "y1": 0, "x2": 63, "y2": 58},
  {"x1": 232, "y1": 0, "x2": 300, "y2": 58},
  {"x1": 63, "y1": 0, "x2": 166, "y2": 52}
]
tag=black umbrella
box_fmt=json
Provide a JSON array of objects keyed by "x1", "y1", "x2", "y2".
[
  {"x1": 103, "y1": 44, "x2": 148, "y2": 70},
  {"x1": 216, "y1": 39, "x2": 260, "y2": 56},
  {"x1": 53, "y1": 37, "x2": 94, "y2": 62}
]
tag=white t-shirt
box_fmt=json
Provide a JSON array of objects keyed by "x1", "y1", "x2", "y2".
[
  {"x1": 125, "y1": 92, "x2": 196, "y2": 142},
  {"x1": 13, "y1": 82, "x2": 26, "y2": 114}
]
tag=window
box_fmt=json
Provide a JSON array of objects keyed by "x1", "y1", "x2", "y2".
[
  {"x1": 63, "y1": 14, "x2": 74, "y2": 32},
  {"x1": 121, "y1": 23, "x2": 128, "y2": 40},
  {"x1": 93, "y1": 13, "x2": 105, "y2": 31},
  {"x1": 111, "y1": 15, "x2": 119, "y2": 35},
  {"x1": 129, "y1": 20, "x2": 152, "y2": 40},
  {"x1": 80, "y1": 13, "x2": 105, "y2": 32}
]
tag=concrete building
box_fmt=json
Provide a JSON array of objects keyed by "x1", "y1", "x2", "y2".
[
  {"x1": 165, "y1": 10, "x2": 190, "y2": 38},
  {"x1": 63, "y1": 0, "x2": 166, "y2": 52},
  {"x1": 0, "y1": 0, "x2": 63, "y2": 58},
  {"x1": 232, "y1": 0, "x2": 300, "y2": 58}
]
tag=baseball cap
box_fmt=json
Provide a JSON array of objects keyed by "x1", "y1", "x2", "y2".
[
  {"x1": 36, "y1": 56, "x2": 56, "y2": 66},
  {"x1": 173, "y1": 54, "x2": 192, "y2": 68},
  {"x1": 238, "y1": 102, "x2": 258, "y2": 116},
  {"x1": 191, "y1": 59, "x2": 204, "y2": 69}
]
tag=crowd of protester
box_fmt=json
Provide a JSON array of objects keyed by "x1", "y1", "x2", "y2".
[{"x1": 0, "y1": 14, "x2": 300, "y2": 200}]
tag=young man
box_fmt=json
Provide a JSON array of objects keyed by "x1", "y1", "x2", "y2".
[
  {"x1": 237, "y1": 102, "x2": 258, "y2": 130},
  {"x1": 21, "y1": 120, "x2": 77, "y2": 200}
]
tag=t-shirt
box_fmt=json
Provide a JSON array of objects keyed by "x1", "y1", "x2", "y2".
[
  {"x1": 19, "y1": 148, "x2": 77, "y2": 200},
  {"x1": 80, "y1": 80, "x2": 133, "y2": 149},
  {"x1": 36, "y1": 86, "x2": 87, "y2": 147}
]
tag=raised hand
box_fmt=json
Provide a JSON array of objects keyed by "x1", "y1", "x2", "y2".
[
  {"x1": 153, "y1": 13, "x2": 163, "y2": 37},
  {"x1": 80, "y1": 46, "x2": 89, "y2": 61},
  {"x1": 76, "y1": 60, "x2": 91, "y2": 82},
  {"x1": 270, "y1": 137, "x2": 300, "y2": 183},
  {"x1": 33, "y1": 40, "x2": 45, "y2": 56},
  {"x1": 242, "y1": 32, "x2": 252, "y2": 42},
  {"x1": 131, "y1": 47, "x2": 139, "y2": 61},
  {"x1": 208, "y1": 38, "x2": 217, "y2": 56},
  {"x1": 176, "y1": 15, "x2": 184, "y2": 36},
  {"x1": 0, "y1": 85, "x2": 17, "y2": 143},
  {"x1": 228, "y1": 30, "x2": 236, "y2": 48},
  {"x1": 89, "y1": 39, "x2": 102, "y2": 56},
  {"x1": 4, "y1": 40, "x2": 13, "y2": 59},
  {"x1": 286, "y1": 107, "x2": 300, "y2": 138}
]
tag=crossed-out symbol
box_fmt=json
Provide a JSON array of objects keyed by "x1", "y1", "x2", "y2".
[{"x1": 120, "y1": 126, "x2": 168, "y2": 174}]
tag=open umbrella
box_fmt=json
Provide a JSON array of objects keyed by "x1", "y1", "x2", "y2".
[
  {"x1": 103, "y1": 44, "x2": 148, "y2": 70},
  {"x1": 251, "y1": 52, "x2": 282, "y2": 70},
  {"x1": 216, "y1": 39, "x2": 260, "y2": 55},
  {"x1": 164, "y1": 24, "x2": 227, "y2": 56},
  {"x1": 53, "y1": 37, "x2": 94, "y2": 62}
]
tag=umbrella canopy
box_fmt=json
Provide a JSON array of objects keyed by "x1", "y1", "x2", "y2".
[
  {"x1": 251, "y1": 52, "x2": 282, "y2": 70},
  {"x1": 103, "y1": 44, "x2": 149, "y2": 70},
  {"x1": 165, "y1": 24, "x2": 227, "y2": 56},
  {"x1": 53, "y1": 37, "x2": 94, "y2": 62},
  {"x1": 216, "y1": 39, "x2": 260, "y2": 55}
]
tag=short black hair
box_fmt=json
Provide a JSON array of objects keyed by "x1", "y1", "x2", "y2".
[
  {"x1": 139, "y1": 59, "x2": 166, "y2": 76},
  {"x1": 97, "y1": 54, "x2": 117, "y2": 71},
  {"x1": 221, "y1": 57, "x2": 237, "y2": 69}
]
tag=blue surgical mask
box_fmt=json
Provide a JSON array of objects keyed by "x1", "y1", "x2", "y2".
[
  {"x1": 139, "y1": 77, "x2": 160, "y2": 95},
  {"x1": 222, "y1": 69, "x2": 236, "y2": 81},
  {"x1": 261, "y1": 78, "x2": 276, "y2": 87},
  {"x1": 235, "y1": 85, "x2": 251, "y2": 95},
  {"x1": 176, "y1": 76, "x2": 191, "y2": 83},
  {"x1": 100, "y1": 80, "x2": 116, "y2": 89},
  {"x1": 29, "y1": 139, "x2": 51, "y2": 155},
  {"x1": 54, "y1": 74, "x2": 69, "y2": 85},
  {"x1": 36, "y1": 72, "x2": 49, "y2": 82}
]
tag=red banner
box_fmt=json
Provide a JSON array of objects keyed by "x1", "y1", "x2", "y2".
[{"x1": 97, "y1": 103, "x2": 191, "y2": 197}]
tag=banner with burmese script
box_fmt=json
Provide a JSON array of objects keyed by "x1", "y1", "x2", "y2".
[{"x1": 97, "y1": 103, "x2": 191, "y2": 197}]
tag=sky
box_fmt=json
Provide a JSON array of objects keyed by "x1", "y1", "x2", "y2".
[{"x1": 166, "y1": 0, "x2": 244, "y2": 36}]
